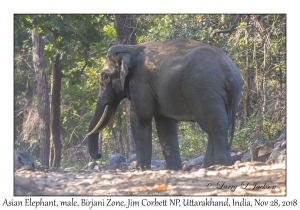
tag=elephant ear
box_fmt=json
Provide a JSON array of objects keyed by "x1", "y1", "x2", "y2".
[
  {"x1": 118, "y1": 52, "x2": 132, "y2": 91},
  {"x1": 107, "y1": 45, "x2": 133, "y2": 91}
]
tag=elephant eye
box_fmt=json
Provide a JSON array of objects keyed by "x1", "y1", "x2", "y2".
[{"x1": 102, "y1": 74, "x2": 110, "y2": 82}]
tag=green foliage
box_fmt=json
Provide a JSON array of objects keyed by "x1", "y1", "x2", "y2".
[
  {"x1": 233, "y1": 116, "x2": 267, "y2": 150},
  {"x1": 14, "y1": 143, "x2": 20, "y2": 150},
  {"x1": 234, "y1": 114, "x2": 283, "y2": 150},
  {"x1": 135, "y1": 15, "x2": 220, "y2": 44},
  {"x1": 178, "y1": 122, "x2": 208, "y2": 158},
  {"x1": 262, "y1": 119, "x2": 283, "y2": 140},
  {"x1": 60, "y1": 59, "x2": 104, "y2": 147},
  {"x1": 60, "y1": 158, "x2": 86, "y2": 169},
  {"x1": 34, "y1": 159, "x2": 41, "y2": 168}
]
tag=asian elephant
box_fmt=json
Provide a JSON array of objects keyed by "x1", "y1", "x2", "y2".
[{"x1": 87, "y1": 38, "x2": 243, "y2": 170}]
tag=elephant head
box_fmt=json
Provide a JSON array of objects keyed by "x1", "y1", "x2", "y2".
[{"x1": 87, "y1": 45, "x2": 134, "y2": 160}]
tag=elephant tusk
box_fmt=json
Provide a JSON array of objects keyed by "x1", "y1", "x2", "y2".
[{"x1": 87, "y1": 104, "x2": 110, "y2": 136}]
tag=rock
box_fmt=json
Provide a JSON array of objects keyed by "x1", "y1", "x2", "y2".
[
  {"x1": 241, "y1": 150, "x2": 251, "y2": 162},
  {"x1": 127, "y1": 161, "x2": 137, "y2": 170},
  {"x1": 151, "y1": 160, "x2": 166, "y2": 169},
  {"x1": 252, "y1": 140, "x2": 276, "y2": 162},
  {"x1": 15, "y1": 150, "x2": 35, "y2": 171},
  {"x1": 252, "y1": 133, "x2": 286, "y2": 163},
  {"x1": 267, "y1": 140, "x2": 286, "y2": 164},
  {"x1": 14, "y1": 150, "x2": 21, "y2": 171},
  {"x1": 126, "y1": 154, "x2": 137, "y2": 165},
  {"x1": 182, "y1": 156, "x2": 204, "y2": 171},
  {"x1": 156, "y1": 162, "x2": 167, "y2": 170},
  {"x1": 105, "y1": 153, "x2": 126, "y2": 170},
  {"x1": 274, "y1": 141, "x2": 281, "y2": 149},
  {"x1": 231, "y1": 154, "x2": 243, "y2": 163},
  {"x1": 251, "y1": 133, "x2": 287, "y2": 163},
  {"x1": 119, "y1": 162, "x2": 129, "y2": 170},
  {"x1": 87, "y1": 161, "x2": 99, "y2": 170},
  {"x1": 277, "y1": 151, "x2": 286, "y2": 163},
  {"x1": 251, "y1": 139, "x2": 264, "y2": 161},
  {"x1": 257, "y1": 141, "x2": 276, "y2": 157},
  {"x1": 274, "y1": 138, "x2": 286, "y2": 149},
  {"x1": 277, "y1": 133, "x2": 286, "y2": 141},
  {"x1": 180, "y1": 157, "x2": 190, "y2": 163},
  {"x1": 230, "y1": 148, "x2": 239, "y2": 156}
]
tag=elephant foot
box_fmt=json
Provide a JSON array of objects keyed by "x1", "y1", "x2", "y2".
[
  {"x1": 203, "y1": 151, "x2": 232, "y2": 168},
  {"x1": 166, "y1": 161, "x2": 182, "y2": 170},
  {"x1": 214, "y1": 152, "x2": 233, "y2": 166},
  {"x1": 168, "y1": 165, "x2": 182, "y2": 170},
  {"x1": 165, "y1": 155, "x2": 182, "y2": 170},
  {"x1": 136, "y1": 159, "x2": 152, "y2": 171},
  {"x1": 203, "y1": 158, "x2": 214, "y2": 168}
]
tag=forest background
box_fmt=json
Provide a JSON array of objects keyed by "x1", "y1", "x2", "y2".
[{"x1": 13, "y1": 14, "x2": 286, "y2": 168}]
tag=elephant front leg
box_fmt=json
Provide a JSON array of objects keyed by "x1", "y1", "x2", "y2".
[
  {"x1": 130, "y1": 111, "x2": 152, "y2": 170},
  {"x1": 155, "y1": 114, "x2": 182, "y2": 170}
]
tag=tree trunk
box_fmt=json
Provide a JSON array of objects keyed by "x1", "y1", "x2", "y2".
[
  {"x1": 110, "y1": 125, "x2": 119, "y2": 153},
  {"x1": 19, "y1": 76, "x2": 35, "y2": 152},
  {"x1": 244, "y1": 50, "x2": 251, "y2": 121},
  {"x1": 49, "y1": 54, "x2": 62, "y2": 168},
  {"x1": 126, "y1": 100, "x2": 135, "y2": 157},
  {"x1": 114, "y1": 14, "x2": 137, "y2": 158},
  {"x1": 262, "y1": 43, "x2": 268, "y2": 118},
  {"x1": 117, "y1": 105, "x2": 124, "y2": 155},
  {"x1": 118, "y1": 130, "x2": 124, "y2": 154},
  {"x1": 32, "y1": 28, "x2": 50, "y2": 167},
  {"x1": 115, "y1": 15, "x2": 136, "y2": 45},
  {"x1": 261, "y1": 72, "x2": 267, "y2": 120},
  {"x1": 98, "y1": 132, "x2": 103, "y2": 155}
]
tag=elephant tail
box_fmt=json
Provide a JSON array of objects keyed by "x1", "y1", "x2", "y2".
[{"x1": 227, "y1": 79, "x2": 242, "y2": 150}]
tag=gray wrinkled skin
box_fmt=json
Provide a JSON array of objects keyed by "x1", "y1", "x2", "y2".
[{"x1": 88, "y1": 38, "x2": 243, "y2": 170}]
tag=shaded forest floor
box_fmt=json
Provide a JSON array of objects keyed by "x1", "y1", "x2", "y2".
[{"x1": 14, "y1": 161, "x2": 285, "y2": 196}]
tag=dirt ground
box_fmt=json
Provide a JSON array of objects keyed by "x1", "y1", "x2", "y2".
[{"x1": 14, "y1": 161, "x2": 286, "y2": 196}]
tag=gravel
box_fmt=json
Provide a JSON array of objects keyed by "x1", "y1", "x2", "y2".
[{"x1": 14, "y1": 161, "x2": 286, "y2": 196}]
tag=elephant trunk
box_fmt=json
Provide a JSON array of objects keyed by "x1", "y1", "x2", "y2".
[{"x1": 87, "y1": 100, "x2": 117, "y2": 160}]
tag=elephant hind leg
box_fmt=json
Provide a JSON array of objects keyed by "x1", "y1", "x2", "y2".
[
  {"x1": 203, "y1": 135, "x2": 214, "y2": 167},
  {"x1": 202, "y1": 120, "x2": 232, "y2": 167},
  {"x1": 195, "y1": 107, "x2": 232, "y2": 167},
  {"x1": 155, "y1": 114, "x2": 182, "y2": 170}
]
